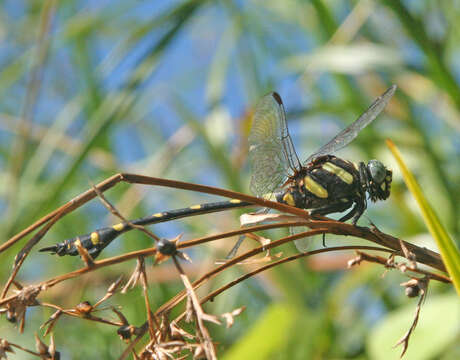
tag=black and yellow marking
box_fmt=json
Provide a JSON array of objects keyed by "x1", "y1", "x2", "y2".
[
  {"x1": 304, "y1": 175, "x2": 329, "y2": 198},
  {"x1": 90, "y1": 232, "x2": 100, "y2": 245},
  {"x1": 322, "y1": 162, "x2": 354, "y2": 184},
  {"x1": 282, "y1": 193, "x2": 295, "y2": 206},
  {"x1": 112, "y1": 223, "x2": 125, "y2": 231},
  {"x1": 39, "y1": 200, "x2": 253, "y2": 258}
]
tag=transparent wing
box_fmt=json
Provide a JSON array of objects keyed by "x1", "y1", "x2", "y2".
[
  {"x1": 304, "y1": 85, "x2": 397, "y2": 165},
  {"x1": 249, "y1": 92, "x2": 300, "y2": 197},
  {"x1": 290, "y1": 226, "x2": 313, "y2": 253}
]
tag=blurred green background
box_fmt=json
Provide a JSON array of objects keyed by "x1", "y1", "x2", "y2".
[{"x1": 0, "y1": 0, "x2": 459, "y2": 359}]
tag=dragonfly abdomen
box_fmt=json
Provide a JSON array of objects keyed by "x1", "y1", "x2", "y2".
[{"x1": 40, "y1": 200, "x2": 252, "y2": 257}]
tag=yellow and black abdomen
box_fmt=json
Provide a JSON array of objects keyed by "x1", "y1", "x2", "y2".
[{"x1": 40, "y1": 199, "x2": 252, "y2": 258}]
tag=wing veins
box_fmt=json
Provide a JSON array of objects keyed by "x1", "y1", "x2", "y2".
[{"x1": 304, "y1": 85, "x2": 397, "y2": 164}]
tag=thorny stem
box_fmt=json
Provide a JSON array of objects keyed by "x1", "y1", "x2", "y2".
[
  {"x1": 394, "y1": 277, "x2": 429, "y2": 357},
  {"x1": 2, "y1": 173, "x2": 445, "y2": 273},
  {"x1": 133, "y1": 245, "x2": 449, "y2": 357},
  {"x1": 178, "y1": 245, "x2": 395, "y2": 323},
  {"x1": 350, "y1": 251, "x2": 450, "y2": 283},
  {"x1": 0, "y1": 222, "x2": 320, "y2": 307},
  {"x1": 0, "y1": 174, "x2": 452, "y2": 358},
  {"x1": 40, "y1": 303, "x2": 124, "y2": 327},
  {"x1": 121, "y1": 237, "x2": 447, "y2": 360},
  {"x1": 130, "y1": 243, "x2": 446, "y2": 358},
  {"x1": 155, "y1": 229, "x2": 327, "y2": 316},
  {"x1": 0, "y1": 222, "x2": 295, "y2": 307},
  {"x1": 156, "y1": 225, "x2": 449, "y2": 317},
  {"x1": 0, "y1": 173, "x2": 314, "y2": 254}
]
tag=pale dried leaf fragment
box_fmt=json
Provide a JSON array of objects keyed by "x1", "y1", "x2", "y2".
[
  {"x1": 201, "y1": 313, "x2": 221, "y2": 325},
  {"x1": 122, "y1": 258, "x2": 144, "y2": 293},
  {"x1": 170, "y1": 322, "x2": 195, "y2": 340},
  {"x1": 221, "y1": 306, "x2": 246, "y2": 328},
  {"x1": 240, "y1": 212, "x2": 306, "y2": 227}
]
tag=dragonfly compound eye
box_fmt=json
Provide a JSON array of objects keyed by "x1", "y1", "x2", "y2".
[
  {"x1": 367, "y1": 159, "x2": 392, "y2": 201},
  {"x1": 368, "y1": 160, "x2": 386, "y2": 184}
]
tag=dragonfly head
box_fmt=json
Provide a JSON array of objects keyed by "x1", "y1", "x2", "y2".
[{"x1": 366, "y1": 160, "x2": 392, "y2": 201}]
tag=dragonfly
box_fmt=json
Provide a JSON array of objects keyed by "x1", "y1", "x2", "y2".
[{"x1": 40, "y1": 85, "x2": 396, "y2": 258}]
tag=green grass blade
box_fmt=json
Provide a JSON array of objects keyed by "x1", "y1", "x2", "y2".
[{"x1": 387, "y1": 139, "x2": 460, "y2": 295}]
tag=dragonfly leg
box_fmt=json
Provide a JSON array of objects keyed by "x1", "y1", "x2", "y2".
[
  {"x1": 310, "y1": 201, "x2": 353, "y2": 247},
  {"x1": 342, "y1": 196, "x2": 367, "y2": 225},
  {"x1": 338, "y1": 204, "x2": 358, "y2": 222},
  {"x1": 351, "y1": 200, "x2": 366, "y2": 225},
  {"x1": 225, "y1": 235, "x2": 246, "y2": 259}
]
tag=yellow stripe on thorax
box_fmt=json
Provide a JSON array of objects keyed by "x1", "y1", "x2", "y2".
[
  {"x1": 322, "y1": 162, "x2": 354, "y2": 184},
  {"x1": 304, "y1": 176, "x2": 328, "y2": 198},
  {"x1": 282, "y1": 193, "x2": 295, "y2": 206}
]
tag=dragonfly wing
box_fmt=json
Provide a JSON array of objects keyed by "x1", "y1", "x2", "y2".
[
  {"x1": 249, "y1": 92, "x2": 298, "y2": 197},
  {"x1": 304, "y1": 85, "x2": 396, "y2": 165},
  {"x1": 290, "y1": 226, "x2": 313, "y2": 253}
]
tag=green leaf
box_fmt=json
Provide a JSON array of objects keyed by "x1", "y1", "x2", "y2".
[
  {"x1": 387, "y1": 139, "x2": 460, "y2": 296},
  {"x1": 222, "y1": 302, "x2": 297, "y2": 360}
]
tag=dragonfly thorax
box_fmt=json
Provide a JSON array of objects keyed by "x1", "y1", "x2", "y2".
[{"x1": 274, "y1": 155, "x2": 392, "y2": 225}]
